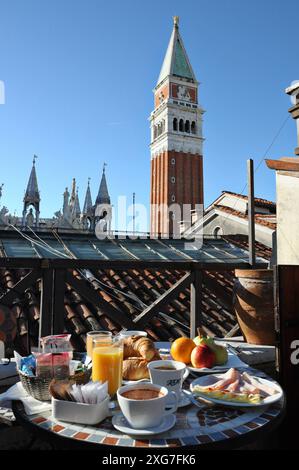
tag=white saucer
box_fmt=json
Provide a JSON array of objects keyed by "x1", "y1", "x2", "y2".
[
  {"x1": 178, "y1": 390, "x2": 192, "y2": 407},
  {"x1": 112, "y1": 413, "x2": 176, "y2": 436}
]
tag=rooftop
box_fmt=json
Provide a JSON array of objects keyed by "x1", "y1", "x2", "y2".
[{"x1": 0, "y1": 229, "x2": 270, "y2": 357}]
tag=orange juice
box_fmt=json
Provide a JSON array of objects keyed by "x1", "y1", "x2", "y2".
[
  {"x1": 92, "y1": 344, "x2": 123, "y2": 396},
  {"x1": 86, "y1": 331, "x2": 112, "y2": 358}
]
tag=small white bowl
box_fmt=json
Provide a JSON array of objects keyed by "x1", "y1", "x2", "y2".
[
  {"x1": 52, "y1": 396, "x2": 110, "y2": 425},
  {"x1": 119, "y1": 330, "x2": 147, "y2": 338}
]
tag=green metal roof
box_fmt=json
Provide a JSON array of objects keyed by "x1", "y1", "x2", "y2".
[
  {"x1": 173, "y1": 38, "x2": 194, "y2": 79},
  {"x1": 157, "y1": 21, "x2": 197, "y2": 85}
]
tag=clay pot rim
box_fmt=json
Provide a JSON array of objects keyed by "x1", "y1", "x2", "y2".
[{"x1": 234, "y1": 269, "x2": 273, "y2": 280}]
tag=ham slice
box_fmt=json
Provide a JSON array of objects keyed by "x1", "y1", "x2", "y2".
[
  {"x1": 242, "y1": 372, "x2": 277, "y2": 397},
  {"x1": 193, "y1": 368, "x2": 277, "y2": 399}
]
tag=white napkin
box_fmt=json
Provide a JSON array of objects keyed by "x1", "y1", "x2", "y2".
[{"x1": 0, "y1": 382, "x2": 52, "y2": 415}]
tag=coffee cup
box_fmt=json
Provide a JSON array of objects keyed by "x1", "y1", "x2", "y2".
[
  {"x1": 147, "y1": 360, "x2": 189, "y2": 400},
  {"x1": 117, "y1": 383, "x2": 178, "y2": 429}
]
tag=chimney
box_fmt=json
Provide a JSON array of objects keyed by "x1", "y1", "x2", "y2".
[
  {"x1": 285, "y1": 81, "x2": 299, "y2": 155},
  {"x1": 265, "y1": 82, "x2": 299, "y2": 264}
]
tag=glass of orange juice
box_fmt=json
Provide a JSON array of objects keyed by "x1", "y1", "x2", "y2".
[
  {"x1": 92, "y1": 335, "x2": 123, "y2": 397},
  {"x1": 86, "y1": 331, "x2": 112, "y2": 358}
]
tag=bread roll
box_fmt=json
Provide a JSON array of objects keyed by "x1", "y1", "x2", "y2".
[
  {"x1": 123, "y1": 336, "x2": 157, "y2": 361},
  {"x1": 122, "y1": 358, "x2": 150, "y2": 380}
]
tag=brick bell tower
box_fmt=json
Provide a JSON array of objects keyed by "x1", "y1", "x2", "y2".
[{"x1": 150, "y1": 17, "x2": 204, "y2": 236}]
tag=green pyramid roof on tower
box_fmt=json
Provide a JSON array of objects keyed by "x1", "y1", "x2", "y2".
[{"x1": 157, "y1": 17, "x2": 197, "y2": 86}]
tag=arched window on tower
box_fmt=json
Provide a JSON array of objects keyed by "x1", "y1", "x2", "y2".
[
  {"x1": 179, "y1": 119, "x2": 184, "y2": 132},
  {"x1": 154, "y1": 126, "x2": 157, "y2": 139},
  {"x1": 191, "y1": 121, "x2": 196, "y2": 134},
  {"x1": 173, "y1": 118, "x2": 178, "y2": 131},
  {"x1": 185, "y1": 120, "x2": 190, "y2": 133}
]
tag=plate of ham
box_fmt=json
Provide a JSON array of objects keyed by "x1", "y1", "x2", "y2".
[{"x1": 190, "y1": 368, "x2": 283, "y2": 407}]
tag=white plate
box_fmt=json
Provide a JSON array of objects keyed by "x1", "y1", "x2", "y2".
[
  {"x1": 190, "y1": 374, "x2": 283, "y2": 407},
  {"x1": 112, "y1": 413, "x2": 176, "y2": 436},
  {"x1": 188, "y1": 350, "x2": 248, "y2": 374}
]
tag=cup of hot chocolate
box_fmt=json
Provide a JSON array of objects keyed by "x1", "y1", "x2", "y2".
[
  {"x1": 117, "y1": 383, "x2": 178, "y2": 429},
  {"x1": 147, "y1": 360, "x2": 189, "y2": 400}
]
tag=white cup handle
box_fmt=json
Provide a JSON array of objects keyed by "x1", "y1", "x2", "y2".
[
  {"x1": 164, "y1": 391, "x2": 178, "y2": 416},
  {"x1": 183, "y1": 368, "x2": 189, "y2": 381}
]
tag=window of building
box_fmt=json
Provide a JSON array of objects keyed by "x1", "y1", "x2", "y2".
[
  {"x1": 171, "y1": 194, "x2": 176, "y2": 202},
  {"x1": 171, "y1": 176, "x2": 175, "y2": 183},
  {"x1": 173, "y1": 118, "x2": 178, "y2": 131},
  {"x1": 191, "y1": 121, "x2": 196, "y2": 134},
  {"x1": 171, "y1": 158, "x2": 176, "y2": 165},
  {"x1": 185, "y1": 120, "x2": 190, "y2": 133},
  {"x1": 213, "y1": 226, "x2": 223, "y2": 238},
  {"x1": 179, "y1": 119, "x2": 184, "y2": 132}
]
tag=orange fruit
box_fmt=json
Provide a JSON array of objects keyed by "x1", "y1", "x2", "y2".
[{"x1": 170, "y1": 337, "x2": 196, "y2": 364}]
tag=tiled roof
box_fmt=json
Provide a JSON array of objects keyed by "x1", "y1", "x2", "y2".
[
  {"x1": 0, "y1": 236, "x2": 271, "y2": 357},
  {"x1": 221, "y1": 191, "x2": 276, "y2": 211},
  {"x1": 215, "y1": 205, "x2": 276, "y2": 230}
]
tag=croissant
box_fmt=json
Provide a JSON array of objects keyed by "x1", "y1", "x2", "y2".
[
  {"x1": 123, "y1": 358, "x2": 150, "y2": 380},
  {"x1": 123, "y1": 336, "x2": 158, "y2": 361}
]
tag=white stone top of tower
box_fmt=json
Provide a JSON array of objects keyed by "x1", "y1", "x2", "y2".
[{"x1": 156, "y1": 17, "x2": 197, "y2": 86}]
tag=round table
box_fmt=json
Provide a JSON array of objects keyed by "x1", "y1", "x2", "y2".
[{"x1": 12, "y1": 368, "x2": 285, "y2": 450}]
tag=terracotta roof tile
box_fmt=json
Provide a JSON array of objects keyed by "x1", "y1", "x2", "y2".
[
  {"x1": 221, "y1": 190, "x2": 276, "y2": 209},
  {"x1": 215, "y1": 204, "x2": 276, "y2": 229},
  {"x1": 0, "y1": 236, "x2": 272, "y2": 357}
]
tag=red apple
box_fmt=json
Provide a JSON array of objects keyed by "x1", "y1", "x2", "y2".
[{"x1": 190, "y1": 344, "x2": 216, "y2": 369}]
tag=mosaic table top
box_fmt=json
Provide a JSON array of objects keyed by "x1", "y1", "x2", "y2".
[{"x1": 13, "y1": 368, "x2": 285, "y2": 449}]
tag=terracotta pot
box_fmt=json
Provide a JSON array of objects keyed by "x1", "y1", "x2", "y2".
[{"x1": 233, "y1": 269, "x2": 275, "y2": 345}]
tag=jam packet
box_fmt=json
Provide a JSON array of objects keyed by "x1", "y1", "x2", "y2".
[
  {"x1": 35, "y1": 352, "x2": 70, "y2": 379},
  {"x1": 20, "y1": 354, "x2": 36, "y2": 376},
  {"x1": 40, "y1": 334, "x2": 72, "y2": 354}
]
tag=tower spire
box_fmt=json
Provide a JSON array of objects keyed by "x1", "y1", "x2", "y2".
[
  {"x1": 72, "y1": 187, "x2": 81, "y2": 217},
  {"x1": 24, "y1": 156, "x2": 40, "y2": 204},
  {"x1": 83, "y1": 177, "x2": 93, "y2": 214},
  {"x1": 96, "y1": 164, "x2": 111, "y2": 205},
  {"x1": 157, "y1": 17, "x2": 196, "y2": 86},
  {"x1": 22, "y1": 156, "x2": 40, "y2": 227}
]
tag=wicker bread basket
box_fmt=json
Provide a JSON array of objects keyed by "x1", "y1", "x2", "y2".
[{"x1": 18, "y1": 369, "x2": 92, "y2": 402}]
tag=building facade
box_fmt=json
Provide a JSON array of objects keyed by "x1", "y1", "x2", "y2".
[
  {"x1": 150, "y1": 17, "x2": 204, "y2": 236},
  {"x1": 0, "y1": 160, "x2": 112, "y2": 233}
]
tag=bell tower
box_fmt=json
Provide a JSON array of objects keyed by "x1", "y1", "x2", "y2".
[{"x1": 150, "y1": 17, "x2": 204, "y2": 236}]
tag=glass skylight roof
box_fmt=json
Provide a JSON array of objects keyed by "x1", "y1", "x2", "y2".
[{"x1": 0, "y1": 233, "x2": 268, "y2": 265}]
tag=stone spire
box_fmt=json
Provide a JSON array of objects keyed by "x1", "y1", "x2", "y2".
[
  {"x1": 157, "y1": 17, "x2": 197, "y2": 86},
  {"x1": 96, "y1": 164, "x2": 111, "y2": 205},
  {"x1": 73, "y1": 188, "x2": 81, "y2": 218},
  {"x1": 22, "y1": 156, "x2": 40, "y2": 227},
  {"x1": 69, "y1": 178, "x2": 76, "y2": 211},
  {"x1": 24, "y1": 155, "x2": 40, "y2": 205},
  {"x1": 83, "y1": 178, "x2": 93, "y2": 215}
]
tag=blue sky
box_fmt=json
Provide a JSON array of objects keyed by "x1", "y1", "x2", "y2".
[{"x1": 0, "y1": 0, "x2": 298, "y2": 231}]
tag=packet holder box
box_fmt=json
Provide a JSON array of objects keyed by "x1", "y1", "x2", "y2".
[{"x1": 52, "y1": 396, "x2": 110, "y2": 425}]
